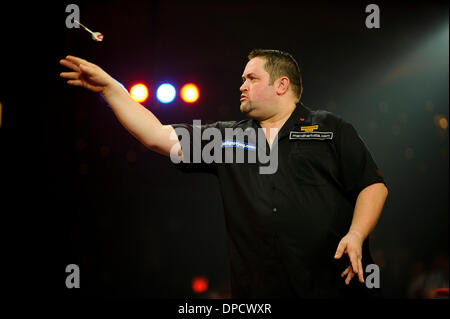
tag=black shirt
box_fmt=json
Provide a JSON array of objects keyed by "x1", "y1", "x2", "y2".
[{"x1": 171, "y1": 102, "x2": 386, "y2": 298}]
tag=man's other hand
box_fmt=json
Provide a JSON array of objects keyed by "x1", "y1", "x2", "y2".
[{"x1": 334, "y1": 230, "x2": 365, "y2": 285}]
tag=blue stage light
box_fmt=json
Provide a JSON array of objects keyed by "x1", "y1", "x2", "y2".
[{"x1": 156, "y1": 83, "x2": 176, "y2": 103}]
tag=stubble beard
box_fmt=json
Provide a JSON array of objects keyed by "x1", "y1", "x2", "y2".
[{"x1": 240, "y1": 99, "x2": 256, "y2": 116}]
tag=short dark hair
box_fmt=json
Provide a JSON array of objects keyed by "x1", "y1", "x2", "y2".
[{"x1": 248, "y1": 49, "x2": 303, "y2": 101}]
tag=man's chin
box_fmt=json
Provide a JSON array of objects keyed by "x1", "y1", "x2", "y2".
[{"x1": 240, "y1": 102, "x2": 255, "y2": 116}]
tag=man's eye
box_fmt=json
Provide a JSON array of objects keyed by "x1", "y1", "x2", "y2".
[{"x1": 242, "y1": 77, "x2": 255, "y2": 83}]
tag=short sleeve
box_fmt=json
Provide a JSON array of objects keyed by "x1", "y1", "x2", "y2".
[
  {"x1": 336, "y1": 120, "x2": 387, "y2": 203},
  {"x1": 170, "y1": 121, "x2": 224, "y2": 175}
]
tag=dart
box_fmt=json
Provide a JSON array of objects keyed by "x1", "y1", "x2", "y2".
[{"x1": 74, "y1": 19, "x2": 104, "y2": 42}]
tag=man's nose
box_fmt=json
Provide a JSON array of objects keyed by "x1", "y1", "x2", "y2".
[{"x1": 240, "y1": 82, "x2": 247, "y2": 93}]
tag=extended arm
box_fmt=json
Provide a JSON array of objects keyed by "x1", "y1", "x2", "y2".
[{"x1": 59, "y1": 55, "x2": 180, "y2": 158}]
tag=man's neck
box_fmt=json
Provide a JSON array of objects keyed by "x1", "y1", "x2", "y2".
[
  {"x1": 259, "y1": 102, "x2": 297, "y2": 130},
  {"x1": 258, "y1": 102, "x2": 297, "y2": 147}
]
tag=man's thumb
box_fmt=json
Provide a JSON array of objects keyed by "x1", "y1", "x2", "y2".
[{"x1": 334, "y1": 242, "x2": 346, "y2": 259}]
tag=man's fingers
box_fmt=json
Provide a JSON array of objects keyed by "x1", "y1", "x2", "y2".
[
  {"x1": 60, "y1": 59, "x2": 96, "y2": 78},
  {"x1": 358, "y1": 259, "x2": 364, "y2": 283},
  {"x1": 65, "y1": 55, "x2": 97, "y2": 68},
  {"x1": 60, "y1": 72, "x2": 79, "y2": 80},
  {"x1": 67, "y1": 80, "x2": 83, "y2": 87},
  {"x1": 60, "y1": 59, "x2": 81, "y2": 72},
  {"x1": 65, "y1": 55, "x2": 88, "y2": 66},
  {"x1": 334, "y1": 242, "x2": 346, "y2": 259},
  {"x1": 345, "y1": 271, "x2": 355, "y2": 285},
  {"x1": 349, "y1": 252, "x2": 359, "y2": 274},
  {"x1": 341, "y1": 266, "x2": 351, "y2": 277},
  {"x1": 79, "y1": 64, "x2": 96, "y2": 76}
]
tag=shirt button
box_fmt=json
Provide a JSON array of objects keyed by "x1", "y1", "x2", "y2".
[{"x1": 273, "y1": 207, "x2": 277, "y2": 213}]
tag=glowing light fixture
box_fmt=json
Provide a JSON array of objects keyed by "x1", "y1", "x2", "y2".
[
  {"x1": 130, "y1": 83, "x2": 149, "y2": 103},
  {"x1": 180, "y1": 83, "x2": 200, "y2": 103},
  {"x1": 156, "y1": 83, "x2": 176, "y2": 104}
]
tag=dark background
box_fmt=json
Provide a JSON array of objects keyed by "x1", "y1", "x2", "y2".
[{"x1": 1, "y1": 0, "x2": 448, "y2": 299}]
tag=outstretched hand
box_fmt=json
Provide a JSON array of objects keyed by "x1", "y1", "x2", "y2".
[
  {"x1": 334, "y1": 230, "x2": 365, "y2": 285},
  {"x1": 59, "y1": 55, "x2": 114, "y2": 93}
]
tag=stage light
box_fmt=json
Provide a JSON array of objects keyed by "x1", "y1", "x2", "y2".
[
  {"x1": 130, "y1": 83, "x2": 149, "y2": 103},
  {"x1": 439, "y1": 117, "x2": 448, "y2": 129},
  {"x1": 192, "y1": 276, "x2": 208, "y2": 294},
  {"x1": 180, "y1": 83, "x2": 200, "y2": 103},
  {"x1": 156, "y1": 83, "x2": 176, "y2": 104},
  {"x1": 434, "y1": 114, "x2": 449, "y2": 131}
]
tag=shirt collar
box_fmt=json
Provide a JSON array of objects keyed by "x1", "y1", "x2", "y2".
[{"x1": 271, "y1": 102, "x2": 314, "y2": 140}]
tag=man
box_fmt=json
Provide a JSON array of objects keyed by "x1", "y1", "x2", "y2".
[{"x1": 60, "y1": 49, "x2": 388, "y2": 298}]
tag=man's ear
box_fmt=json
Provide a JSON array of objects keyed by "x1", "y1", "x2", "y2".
[{"x1": 276, "y1": 76, "x2": 290, "y2": 95}]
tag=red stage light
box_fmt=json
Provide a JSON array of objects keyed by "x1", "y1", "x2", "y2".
[
  {"x1": 180, "y1": 83, "x2": 200, "y2": 103},
  {"x1": 130, "y1": 83, "x2": 149, "y2": 102},
  {"x1": 191, "y1": 276, "x2": 208, "y2": 293}
]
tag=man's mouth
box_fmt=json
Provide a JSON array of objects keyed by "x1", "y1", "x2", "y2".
[{"x1": 240, "y1": 95, "x2": 247, "y2": 101}]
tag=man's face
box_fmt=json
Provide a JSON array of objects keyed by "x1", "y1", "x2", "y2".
[{"x1": 240, "y1": 57, "x2": 277, "y2": 119}]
